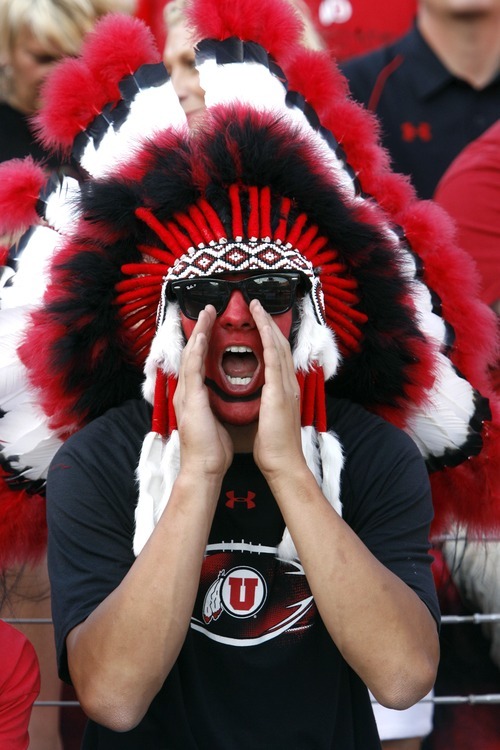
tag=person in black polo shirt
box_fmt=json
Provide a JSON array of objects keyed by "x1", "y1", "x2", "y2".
[{"x1": 340, "y1": 0, "x2": 500, "y2": 199}]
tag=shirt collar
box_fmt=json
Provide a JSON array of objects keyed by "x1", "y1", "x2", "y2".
[
  {"x1": 405, "y1": 24, "x2": 500, "y2": 98},
  {"x1": 403, "y1": 25, "x2": 456, "y2": 99}
]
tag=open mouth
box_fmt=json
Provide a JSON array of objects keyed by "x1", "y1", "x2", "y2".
[{"x1": 221, "y1": 346, "x2": 259, "y2": 386}]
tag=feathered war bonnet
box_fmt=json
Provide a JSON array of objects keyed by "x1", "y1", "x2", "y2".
[{"x1": 0, "y1": 0, "x2": 498, "y2": 565}]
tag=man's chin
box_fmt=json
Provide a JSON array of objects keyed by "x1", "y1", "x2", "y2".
[
  {"x1": 205, "y1": 377, "x2": 261, "y2": 425},
  {"x1": 209, "y1": 395, "x2": 260, "y2": 427}
]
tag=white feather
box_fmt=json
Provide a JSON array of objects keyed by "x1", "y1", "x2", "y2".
[
  {"x1": 44, "y1": 175, "x2": 82, "y2": 234},
  {"x1": 199, "y1": 59, "x2": 285, "y2": 112},
  {"x1": 319, "y1": 430, "x2": 344, "y2": 516},
  {"x1": 0, "y1": 226, "x2": 62, "y2": 308},
  {"x1": 293, "y1": 295, "x2": 340, "y2": 379},
  {"x1": 405, "y1": 353, "x2": 477, "y2": 458},
  {"x1": 81, "y1": 79, "x2": 187, "y2": 178},
  {"x1": 7, "y1": 436, "x2": 63, "y2": 480}
]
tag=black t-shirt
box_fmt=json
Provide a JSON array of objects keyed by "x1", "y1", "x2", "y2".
[
  {"x1": 46, "y1": 397, "x2": 439, "y2": 749},
  {"x1": 340, "y1": 25, "x2": 500, "y2": 199}
]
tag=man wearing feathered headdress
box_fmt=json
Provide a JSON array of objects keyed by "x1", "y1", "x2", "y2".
[{"x1": 0, "y1": 0, "x2": 498, "y2": 746}]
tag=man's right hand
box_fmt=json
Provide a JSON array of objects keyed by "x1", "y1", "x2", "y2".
[{"x1": 174, "y1": 305, "x2": 234, "y2": 478}]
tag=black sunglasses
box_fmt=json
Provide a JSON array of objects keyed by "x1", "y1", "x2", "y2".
[{"x1": 167, "y1": 273, "x2": 306, "y2": 320}]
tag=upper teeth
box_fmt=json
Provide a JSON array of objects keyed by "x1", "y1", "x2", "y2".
[{"x1": 225, "y1": 346, "x2": 253, "y2": 353}]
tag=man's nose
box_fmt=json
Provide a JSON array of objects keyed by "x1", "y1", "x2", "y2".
[{"x1": 219, "y1": 290, "x2": 255, "y2": 328}]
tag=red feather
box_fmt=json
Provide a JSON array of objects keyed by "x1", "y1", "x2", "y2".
[
  {"x1": 0, "y1": 472, "x2": 47, "y2": 569},
  {"x1": 134, "y1": 0, "x2": 168, "y2": 51},
  {"x1": 81, "y1": 14, "x2": 160, "y2": 101},
  {"x1": 35, "y1": 57, "x2": 101, "y2": 155},
  {"x1": 0, "y1": 158, "x2": 45, "y2": 233},
  {"x1": 34, "y1": 15, "x2": 159, "y2": 156},
  {"x1": 188, "y1": 0, "x2": 302, "y2": 61},
  {"x1": 285, "y1": 48, "x2": 351, "y2": 114}
]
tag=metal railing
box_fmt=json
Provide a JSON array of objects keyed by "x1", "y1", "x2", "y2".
[{"x1": 3, "y1": 611, "x2": 499, "y2": 709}]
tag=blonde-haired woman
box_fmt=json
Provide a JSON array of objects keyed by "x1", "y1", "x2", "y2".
[{"x1": 0, "y1": 0, "x2": 136, "y2": 162}]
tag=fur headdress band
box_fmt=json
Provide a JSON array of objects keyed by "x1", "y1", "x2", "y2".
[{"x1": 0, "y1": 0, "x2": 498, "y2": 567}]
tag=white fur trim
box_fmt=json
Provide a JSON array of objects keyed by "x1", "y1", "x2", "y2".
[
  {"x1": 301, "y1": 424, "x2": 321, "y2": 483},
  {"x1": 142, "y1": 302, "x2": 183, "y2": 404},
  {"x1": 404, "y1": 353, "x2": 477, "y2": 459},
  {"x1": 276, "y1": 528, "x2": 298, "y2": 562},
  {"x1": 198, "y1": 59, "x2": 285, "y2": 112},
  {"x1": 293, "y1": 295, "x2": 340, "y2": 380},
  {"x1": 319, "y1": 430, "x2": 344, "y2": 516},
  {"x1": 134, "y1": 431, "x2": 164, "y2": 555},
  {"x1": 134, "y1": 429, "x2": 180, "y2": 555}
]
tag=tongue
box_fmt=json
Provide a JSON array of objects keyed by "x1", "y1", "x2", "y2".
[{"x1": 222, "y1": 352, "x2": 257, "y2": 378}]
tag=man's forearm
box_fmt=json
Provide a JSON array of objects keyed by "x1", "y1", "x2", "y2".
[
  {"x1": 267, "y1": 463, "x2": 439, "y2": 709},
  {"x1": 66, "y1": 471, "x2": 222, "y2": 731}
]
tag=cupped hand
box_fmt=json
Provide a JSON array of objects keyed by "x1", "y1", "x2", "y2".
[
  {"x1": 173, "y1": 306, "x2": 233, "y2": 478},
  {"x1": 249, "y1": 299, "x2": 306, "y2": 480}
]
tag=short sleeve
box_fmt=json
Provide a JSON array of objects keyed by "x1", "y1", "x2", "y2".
[{"x1": 46, "y1": 400, "x2": 150, "y2": 682}]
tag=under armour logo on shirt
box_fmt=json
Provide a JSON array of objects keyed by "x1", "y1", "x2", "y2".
[
  {"x1": 225, "y1": 490, "x2": 256, "y2": 509},
  {"x1": 401, "y1": 122, "x2": 432, "y2": 142}
]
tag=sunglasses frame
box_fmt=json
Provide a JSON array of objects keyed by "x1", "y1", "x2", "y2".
[{"x1": 167, "y1": 272, "x2": 307, "y2": 320}]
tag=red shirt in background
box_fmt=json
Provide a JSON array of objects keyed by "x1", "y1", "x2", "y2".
[
  {"x1": 135, "y1": 0, "x2": 417, "y2": 62},
  {"x1": 305, "y1": 0, "x2": 417, "y2": 60},
  {"x1": 0, "y1": 621, "x2": 40, "y2": 750},
  {"x1": 434, "y1": 120, "x2": 500, "y2": 309}
]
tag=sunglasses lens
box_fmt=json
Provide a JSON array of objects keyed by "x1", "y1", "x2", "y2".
[
  {"x1": 174, "y1": 279, "x2": 228, "y2": 319},
  {"x1": 246, "y1": 275, "x2": 296, "y2": 314}
]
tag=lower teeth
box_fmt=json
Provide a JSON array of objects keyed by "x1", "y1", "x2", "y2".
[{"x1": 227, "y1": 376, "x2": 252, "y2": 385}]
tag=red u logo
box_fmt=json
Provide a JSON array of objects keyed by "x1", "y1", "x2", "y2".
[
  {"x1": 221, "y1": 567, "x2": 267, "y2": 618},
  {"x1": 227, "y1": 576, "x2": 259, "y2": 611}
]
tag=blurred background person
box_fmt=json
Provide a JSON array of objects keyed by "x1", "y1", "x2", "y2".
[
  {"x1": 339, "y1": 0, "x2": 500, "y2": 199},
  {"x1": 0, "y1": 592, "x2": 40, "y2": 750},
  {"x1": 434, "y1": 119, "x2": 500, "y2": 321},
  {"x1": 0, "y1": 0, "x2": 136, "y2": 164},
  {"x1": 2, "y1": 0, "x2": 90, "y2": 164},
  {"x1": 0, "y1": 617, "x2": 40, "y2": 750},
  {"x1": 162, "y1": 0, "x2": 205, "y2": 120},
  {"x1": 138, "y1": 0, "x2": 419, "y2": 62},
  {"x1": 1, "y1": 575, "x2": 39, "y2": 750},
  {"x1": 338, "y1": 21, "x2": 500, "y2": 738}
]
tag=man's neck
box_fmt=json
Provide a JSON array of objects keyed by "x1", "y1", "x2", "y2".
[
  {"x1": 418, "y1": 6, "x2": 500, "y2": 88},
  {"x1": 225, "y1": 421, "x2": 257, "y2": 454}
]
